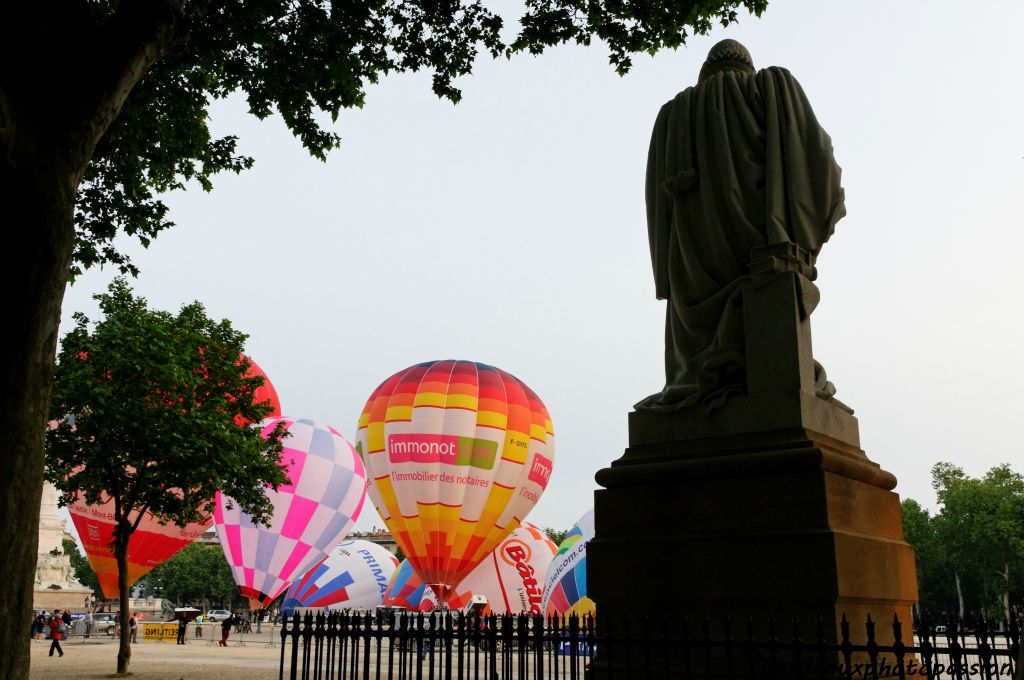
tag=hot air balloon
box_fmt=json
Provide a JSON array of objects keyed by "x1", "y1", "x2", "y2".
[
  {"x1": 281, "y1": 540, "x2": 399, "y2": 616},
  {"x1": 540, "y1": 510, "x2": 595, "y2": 618},
  {"x1": 68, "y1": 499, "x2": 213, "y2": 599},
  {"x1": 383, "y1": 522, "x2": 557, "y2": 614},
  {"x1": 357, "y1": 360, "x2": 555, "y2": 606},
  {"x1": 381, "y1": 559, "x2": 432, "y2": 611},
  {"x1": 65, "y1": 355, "x2": 284, "y2": 598},
  {"x1": 214, "y1": 417, "x2": 367, "y2": 609},
  {"x1": 236, "y1": 355, "x2": 282, "y2": 425}
]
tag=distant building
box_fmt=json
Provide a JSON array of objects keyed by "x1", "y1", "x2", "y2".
[{"x1": 349, "y1": 528, "x2": 398, "y2": 555}]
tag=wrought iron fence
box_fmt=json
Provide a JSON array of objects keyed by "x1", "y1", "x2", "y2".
[{"x1": 279, "y1": 611, "x2": 1021, "y2": 680}]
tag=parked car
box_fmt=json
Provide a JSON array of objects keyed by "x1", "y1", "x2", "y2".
[
  {"x1": 205, "y1": 610, "x2": 232, "y2": 622},
  {"x1": 86, "y1": 612, "x2": 118, "y2": 636}
]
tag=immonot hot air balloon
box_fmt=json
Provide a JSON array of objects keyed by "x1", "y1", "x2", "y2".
[
  {"x1": 215, "y1": 417, "x2": 367, "y2": 609},
  {"x1": 66, "y1": 355, "x2": 282, "y2": 598},
  {"x1": 281, "y1": 539, "x2": 399, "y2": 615},
  {"x1": 357, "y1": 360, "x2": 555, "y2": 605},
  {"x1": 540, "y1": 510, "x2": 595, "y2": 618},
  {"x1": 383, "y1": 522, "x2": 557, "y2": 614}
]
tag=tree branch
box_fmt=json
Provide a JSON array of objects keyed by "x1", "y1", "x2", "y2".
[{"x1": 70, "y1": 0, "x2": 190, "y2": 170}]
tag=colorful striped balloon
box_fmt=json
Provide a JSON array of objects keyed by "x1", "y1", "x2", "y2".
[
  {"x1": 541, "y1": 510, "x2": 594, "y2": 618},
  {"x1": 281, "y1": 539, "x2": 399, "y2": 615},
  {"x1": 214, "y1": 417, "x2": 367, "y2": 608},
  {"x1": 379, "y1": 559, "x2": 429, "y2": 611},
  {"x1": 357, "y1": 360, "x2": 555, "y2": 604}
]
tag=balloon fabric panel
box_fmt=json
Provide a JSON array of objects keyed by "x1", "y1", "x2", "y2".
[
  {"x1": 214, "y1": 418, "x2": 367, "y2": 608},
  {"x1": 357, "y1": 360, "x2": 555, "y2": 604}
]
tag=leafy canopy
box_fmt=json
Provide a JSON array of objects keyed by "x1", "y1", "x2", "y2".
[
  {"x1": 901, "y1": 463, "x2": 1024, "y2": 618},
  {"x1": 543, "y1": 526, "x2": 569, "y2": 546},
  {"x1": 144, "y1": 543, "x2": 241, "y2": 608},
  {"x1": 45, "y1": 278, "x2": 288, "y2": 531},
  {"x1": 73, "y1": 0, "x2": 766, "y2": 278}
]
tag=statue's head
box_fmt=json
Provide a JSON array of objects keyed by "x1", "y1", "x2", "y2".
[{"x1": 698, "y1": 39, "x2": 755, "y2": 83}]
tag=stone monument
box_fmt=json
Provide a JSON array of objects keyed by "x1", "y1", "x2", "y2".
[
  {"x1": 34, "y1": 482, "x2": 93, "y2": 611},
  {"x1": 589, "y1": 40, "x2": 917, "y2": 676}
]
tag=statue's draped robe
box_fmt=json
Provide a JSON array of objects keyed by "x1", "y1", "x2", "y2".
[{"x1": 638, "y1": 66, "x2": 845, "y2": 410}]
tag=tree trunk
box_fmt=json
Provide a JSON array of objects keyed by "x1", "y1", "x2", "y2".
[
  {"x1": 116, "y1": 525, "x2": 132, "y2": 674},
  {"x1": 1002, "y1": 562, "x2": 1011, "y2": 625},
  {"x1": 0, "y1": 3, "x2": 186, "y2": 677},
  {"x1": 955, "y1": 571, "x2": 965, "y2": 620},
  {"x1": 0, "y1": 132, "x2": 78, "y2": 680}
]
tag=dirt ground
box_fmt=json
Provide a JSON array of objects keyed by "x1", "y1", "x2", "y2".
[{"x1": 28, "y1": 631, "x2": 285, "y2": 679}]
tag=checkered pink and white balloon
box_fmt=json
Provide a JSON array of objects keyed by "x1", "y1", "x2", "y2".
[{"x1": 214, "y1": 417, "x2": 367, "y2": 608}]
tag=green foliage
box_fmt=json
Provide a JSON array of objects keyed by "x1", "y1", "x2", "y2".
[
  {"x1": 63, "y1": 538, "x2": 102, "y2": 598},
  {"x1": 393, "y1": 544, "x2": 405, "y2": 564},
  {"x1": 72, "y1": 0, "x2": 766, "y2": 279},
  {"x1": 543, "y1": 526, "x2": 569, "y2": 546},
  {"x1": 46, "y1": 278, "x2": 288, "y2": 532},
  {"x1": 144, "y1": 543, "x2": 241, "y2": 609},
  {"x1": 902, "y1": 463, "x2": 1024, "y2": 619}
]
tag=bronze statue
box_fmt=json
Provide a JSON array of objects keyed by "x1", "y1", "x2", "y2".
[{"x1": 637, "y1": 40, "x2": 846, "y2": 411}]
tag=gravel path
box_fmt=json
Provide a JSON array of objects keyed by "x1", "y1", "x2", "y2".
[{"x1": 28, "y1": 633, "x2": 285, "y2": 679}]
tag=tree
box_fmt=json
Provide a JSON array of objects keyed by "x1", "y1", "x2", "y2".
[
  {"x1": 544, "y1": 527, "x2": 570, "y2": 547},
  {"x1": 905, "y1": 463, "x2": 1024, "y2": 623},
  {"x1": 63, "y1": 538, "x2": 103, "y2": 599},
  {"x1": 930, "y1": 463, "x2": 1024, "y2": 621},
  {"x1": 145, "y1": 542, "x2": 241, "y2": 610},
  {"x1": 900, "y1": 499, "x2": 959, "y2": 619},
  {"x1": 0, "y1": 3, "x2": 765, "y2": 676},
  {"x1": 44, "y1": 279, "x2": 288, "y2": 674}
]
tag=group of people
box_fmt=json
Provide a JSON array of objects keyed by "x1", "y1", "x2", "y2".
[
  {"x1": 31, "y1": 606, "x2": 265, "y2": 652},
  {"x1": 173, "y1": 611, "x2": 240, "y2": 646},
  {"x1": 30, "y1": 609, "x2": 71, "y2": 657}
]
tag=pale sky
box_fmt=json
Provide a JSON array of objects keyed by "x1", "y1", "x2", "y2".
[{"x1": 60, "y1": 1, "x2": 1024, "y2": 538}]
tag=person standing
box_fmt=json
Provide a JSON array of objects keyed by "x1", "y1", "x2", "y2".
[
  {"x1": 195, "y1": 614, "x2": 203, "y2": 638},
  {"x1": 48, "y1": 613, "x2": 65, "y2": 657},
  {"x1": 219, "y1": 612, "x2": 234, "y2": 647},
  {"x1": 128, "y1": 614, "x2": 137, "y2": 643},
  {"x1": 176, "y1": 616, "x2": 187, "y2": 645}
]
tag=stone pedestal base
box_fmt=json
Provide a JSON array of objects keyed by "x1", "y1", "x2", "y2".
[
  {"x1": 33, "y1": 586, "x2": 94, "y2": 613},
  {"x1": 589, "y1": 397, "x2": 918, "y2": 678}
]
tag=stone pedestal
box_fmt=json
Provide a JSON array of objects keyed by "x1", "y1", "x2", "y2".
[{"x1": 589, "y1": 269, "x2": 918, "y2": 677}]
